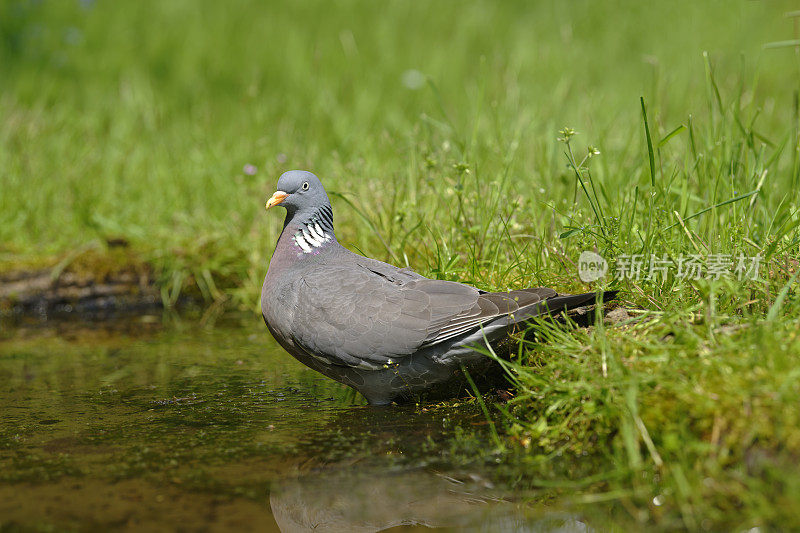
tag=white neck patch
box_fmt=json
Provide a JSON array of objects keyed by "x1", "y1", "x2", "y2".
[{"x1": 292, "y1": 220, "x2": 331, "y2": 254}]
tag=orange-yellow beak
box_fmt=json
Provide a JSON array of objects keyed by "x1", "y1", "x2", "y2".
[{"x1": 265, "y1": 191, "x2": 288, "y2": 210}]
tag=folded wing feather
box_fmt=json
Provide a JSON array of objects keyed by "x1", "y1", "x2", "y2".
[{"x1": 291, "y1": 260, "x2": 560, "y2": 368}]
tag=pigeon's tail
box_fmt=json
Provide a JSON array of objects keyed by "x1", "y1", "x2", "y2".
[
  {"x1": 540, "y1": 289, "x2": 618, "y2": 315},
  {"x1": 512, "y1": 289, "x2": 618, "y2": 326}
]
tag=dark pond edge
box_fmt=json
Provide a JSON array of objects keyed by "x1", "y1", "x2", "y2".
[{"x1": 0, "y1": 267, "x2": 170, "y2": 321}]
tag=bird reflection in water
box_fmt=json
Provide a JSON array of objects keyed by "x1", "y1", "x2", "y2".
[{"x1": 269, "y1": 466, "x2": 592, "y2": 533}]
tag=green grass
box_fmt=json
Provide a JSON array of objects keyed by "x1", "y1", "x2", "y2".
[{"x1": 2, "y1": 0, "x2": 800, "y2": 529}]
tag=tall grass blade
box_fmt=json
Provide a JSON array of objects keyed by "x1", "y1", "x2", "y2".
[{"x1": 640, "y1": 96, "x2": 656, "y2": 187}]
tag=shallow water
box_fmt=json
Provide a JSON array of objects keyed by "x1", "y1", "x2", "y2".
[{"x1": 0, "y1": 315, "x2": 594, "y2": 532}]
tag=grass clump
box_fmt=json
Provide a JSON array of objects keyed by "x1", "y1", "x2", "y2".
[{"x1": 499, "y1": 317, "x2": 800, "y2": 529}]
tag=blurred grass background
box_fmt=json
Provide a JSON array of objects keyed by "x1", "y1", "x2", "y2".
[
  {"x1": 1, "y1": 0, "x2": 797, "y2": 307},
  {"x1": 3, "y1": 0, "x2": 800, "y2": 529}
]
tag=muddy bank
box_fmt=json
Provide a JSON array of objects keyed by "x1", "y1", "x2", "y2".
[{"x1": 0, "y1": 266, "x2": 160, "y2": 318}]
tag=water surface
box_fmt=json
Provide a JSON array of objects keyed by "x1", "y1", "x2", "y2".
[{"x1": 0, "y1": 315, "x2": 595, "y2": 531}]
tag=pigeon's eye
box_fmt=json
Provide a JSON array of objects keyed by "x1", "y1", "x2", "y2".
[{"x1": 301, "y1": 182, "x2": 309, "y2": 191}]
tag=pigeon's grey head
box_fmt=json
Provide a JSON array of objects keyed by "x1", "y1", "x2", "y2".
[{"x1": 266, "y1": 170, "x2": 332, "y2": 219}]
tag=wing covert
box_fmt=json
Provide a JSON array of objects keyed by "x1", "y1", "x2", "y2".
[{"x1": 289, "y1": 261, "x2": 556, "y2": 369}]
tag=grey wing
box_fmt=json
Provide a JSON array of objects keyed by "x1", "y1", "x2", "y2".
[
  {"x1": 290, "y1": 261, "x2": 557, "y2": 370},
  {"x1": 290, "y1": 264, "x2": 475, "y2": 369}
]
